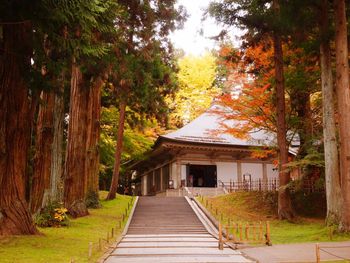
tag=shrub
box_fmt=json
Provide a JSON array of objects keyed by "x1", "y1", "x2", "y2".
[
  {"x1": 85, "y1": 190, "x2": 101, "y2": 209},
  {"x1": 291, "y1": 191, "x2": 326, "y2": 217},
  {"x1": 34, "y1": 202, "x2": 70, "y2": 227}
]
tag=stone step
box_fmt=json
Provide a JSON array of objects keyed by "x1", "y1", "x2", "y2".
[
  {"x1": 127, "y1": 197, "x2": 206, "y2": 234},
  {"x1": 104, "y1": 197, "x2": 253, "y2": 263},
  {"x1": 106, "y1": 255, "x2": 252, "y2": 263}
]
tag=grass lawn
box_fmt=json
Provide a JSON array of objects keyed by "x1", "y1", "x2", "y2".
[
  {"x1": 0, "y1": 192, "x2": 134, "y2": 263},
  {"x1": 198, "y1": 192, "x2": 350, "y2": 244}
]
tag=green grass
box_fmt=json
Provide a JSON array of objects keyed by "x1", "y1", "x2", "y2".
[
  {"x1": 0, "y1": 192, "x2": 134, "y2": 263},
  {"x1": 198, "y1": 192, "x2": 350, "y2": 244}
]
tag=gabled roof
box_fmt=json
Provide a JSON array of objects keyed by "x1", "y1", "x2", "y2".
[
  {"x1": 158, "y1": 104, "x2": 299, "y2": 154},
  {"x1": 129, "y1": 104, "x2": 299, "y2": 172}
]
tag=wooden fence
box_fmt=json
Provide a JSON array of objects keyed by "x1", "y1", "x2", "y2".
[
  {"x1": 315, "y1": 243, "x2": 350, "y2": 263},
  {"x1": 221, "y1": 178, "x2": 278, "y2": 192},
  {"x1": 198, "y1": 195, "x2": 272, "y2": 249},
  {"x1": 218, "y1": 221, "x2": 271, "y2": 250},
  {"x1": 220, "y1": 178, "x2": 324, "y2": 193}
]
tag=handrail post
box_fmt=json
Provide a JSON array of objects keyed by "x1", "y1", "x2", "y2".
[
  {"x1": 266, "y1": 221, "x2": 271, "y2": 246},
  {"x1": 316, "y1": 243, "x2": 320, "y2": 263},
  {"x1": 218, "y1": 223, "x2": 224, "y2": 250}
]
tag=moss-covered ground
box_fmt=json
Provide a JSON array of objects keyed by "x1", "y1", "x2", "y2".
[{"x1": 0, "y1": 192, "x2": 134, "y2": 263}]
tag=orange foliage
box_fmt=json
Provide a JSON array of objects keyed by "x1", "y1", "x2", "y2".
[{"x1": 216, "y1": 42, "x2": 277, "y2": 138}]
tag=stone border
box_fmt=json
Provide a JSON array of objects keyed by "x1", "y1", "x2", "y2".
[
  {"x1": 191, "y1": 196, "x2": 259, "y2": 262},
  {"x1": 185, "y1": 196, "x2": 218, "y2": 238},
  {"x1": 191, "y1": 196, "x2": 220, "y2": 230}
]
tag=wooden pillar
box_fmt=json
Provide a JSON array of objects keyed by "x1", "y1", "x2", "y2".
[
  {"x1": 142, "y1": 175, "x2": 146, "y2": 196},
  {"x1": 237, "y1": 161, "x2": 242, "y2": 188},
  {"x1": 160, "y1": 166, "x2": 163, "y2": 192},
  {"x1": 176, "y1": 160, "x2": 181, "y2": 189},
  {"x1": 316, "y1": 243, "x2": 320, "y2": 263},
  {"x1": 262, "y1": 163, "x2": 268, "y2": 191}
]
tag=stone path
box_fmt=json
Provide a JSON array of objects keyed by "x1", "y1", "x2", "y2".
[
  {"x1": 241, "y1": 241, "x2": 350, "y2": 263},
  {"x1": 104, "y1": 197, "x2": 253, "y2": 263}
]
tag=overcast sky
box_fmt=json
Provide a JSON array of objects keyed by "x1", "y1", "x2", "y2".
[
  {"x1": 170, "y1": 0, "x2": 242, "y2": 56},
  {"x1": 170, "y1": 0, "x2": 221, "y2": 56}
]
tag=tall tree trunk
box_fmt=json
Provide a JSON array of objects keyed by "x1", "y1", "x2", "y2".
[
  {"x1": 0, "y1": 23, "x2": 38, "y2": 235},
  {"x1": 334, "y1": 0, "x2": 350, "y2": 231},
  {"x1": 50, "y1": 82, "x2": 65, "y2": 202},
  {"x1": 273, "y1": 0, "x2": 294, "y2": 220},
  {"x1": 291, "y1": 90, "x2": 312, "y2": 158},
  {"x1": 64, "y1": 61, "x2": 89, "y2": 218},
  {"x1": 30, "y1": 91, "x2": 55, "y2": 214},
  {"x1": 27, "y1": 92, "x2": 39, "y2": 203},
  {"x1": 85, "y1": 76, "x2": 104, "y2": 205},
  {"x1": 319, "y1": 0, "x2": 343, "y2": 226},
  {"x1": 106, "y1": 99, "x2": 127, "y2": 200}
]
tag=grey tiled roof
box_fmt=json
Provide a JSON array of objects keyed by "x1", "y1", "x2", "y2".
[{"x1": 161, "y1": 104, "x2": 299, "y2": 154}]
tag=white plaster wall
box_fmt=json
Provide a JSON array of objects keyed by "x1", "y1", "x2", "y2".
[
  {"x1": 216, "y1": 162, "x2": 238, "y2": 182},
  {"x1": 266, "y1": 163, "x2": 279, "y2": 179},
  {"x1": 241, "y1": 163, "x2": 263, "y2": 180}
]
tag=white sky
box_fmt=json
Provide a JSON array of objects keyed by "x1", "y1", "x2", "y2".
[
  {"x1": 170, "y1": 0, "x2": 218, "y2": 55},
  {"x1": 170, "y1": 0, "x2": 243, "y2": 56}
]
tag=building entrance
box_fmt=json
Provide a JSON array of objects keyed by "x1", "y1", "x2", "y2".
[{"x1": 187, "y1": 164, "x2": 217, "y2": 187}]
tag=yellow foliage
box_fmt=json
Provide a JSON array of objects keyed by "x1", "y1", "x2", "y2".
[{"x1": 167, "y1": 53, "x2": 221, "y2": 125}]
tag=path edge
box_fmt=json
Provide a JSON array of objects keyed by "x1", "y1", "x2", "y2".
[
  {"x1": 189, "y1": 196, "x2": 258, "y2": 263},
  {"x1": 98, "y1": 196, "x2": 139, "y2": 263}
]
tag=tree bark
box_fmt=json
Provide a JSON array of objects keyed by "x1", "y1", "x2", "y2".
[
  {"x1": 64, "y1": 61, "x2": 89, "y2": 218},
  {"x1": 50, "y1": 83, "x2": 65, "y2": 202},
  {"x1": 106, "y1": 99, "x2": 127, "y2": 200},
  {"x1": 272, "y1": 0, "x2": 294, "y2": 220},
  {"x1": 85, "y1": 76, "x2": 104, "y2": 204},
  {"x1": 291, "y1": 89, "x2": 312, "y2": 158},
  {"x1": 334, "y1": 0, "x2": 350, "y2": 231},
  {"x1": 30, "y1": 91, "x2": 55, "y2": 214},
  {"x1": 319, "y1": 0, "x2": 343, "y2": 226},
  {"x1": 0, "y1": 23, "x2": 38, "y2": 235}
]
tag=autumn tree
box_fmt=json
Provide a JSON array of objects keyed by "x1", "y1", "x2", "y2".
[
  {"x1": 167, "y1": 53, "x2": 221, "y2": 127},
  {"x1": 99, "y1": 104, "x2": 156, "y2": 191},
  {"x1": 209, "y1": 0, "x2": 296, "y2": 219}
]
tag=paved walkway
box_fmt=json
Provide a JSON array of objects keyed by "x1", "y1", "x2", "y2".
[
  {"x1": 241, "y1": 241, "x2": 350, "y2": 263},
  {"x1": 104, "y1": 197, "x2": 253, "y2": 263}
]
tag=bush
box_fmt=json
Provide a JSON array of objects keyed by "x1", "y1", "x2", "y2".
[
  {"x1": 34, "y1": 202, "x2": 70, "y2": 227},
  {"x1": 291, "y1": 191, "x2": 326, "y2": 217},
  {"x1": 85, "y1": 190, "x2": 101, "y2": 209},
  {"x1": 262, "y1": 191, "x2": 278, "y2": 212},
  {"x1": 260, "y1": 189, "x2": 326, "y2": 218}
]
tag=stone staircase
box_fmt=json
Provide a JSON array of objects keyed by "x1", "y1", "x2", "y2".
[
  {"x1": 164, "y1": 187, "x2": 226, "y2": 197},
  {"x1": 186, "y1": 187, "x2": 226, "y2": 197},
  {"x1": 127, "y1": 197, "x2": 207, "y2": 234},
  {"x1": 104, "y1": 197, "x2": 253, "y2": 263}
]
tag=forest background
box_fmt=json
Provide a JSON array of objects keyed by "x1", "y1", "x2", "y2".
[{"x1": 1, "y1": 0, "x2": 350, "y2": 236}]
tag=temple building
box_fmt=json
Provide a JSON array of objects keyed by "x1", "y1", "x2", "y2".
[{"x1": 130, "y1": 104, "x2": 299, "y2": 196}]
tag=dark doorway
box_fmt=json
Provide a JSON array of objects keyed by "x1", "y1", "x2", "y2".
[{"x1": 188, "y1": 165, "x2": 217, "y2": 187}]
